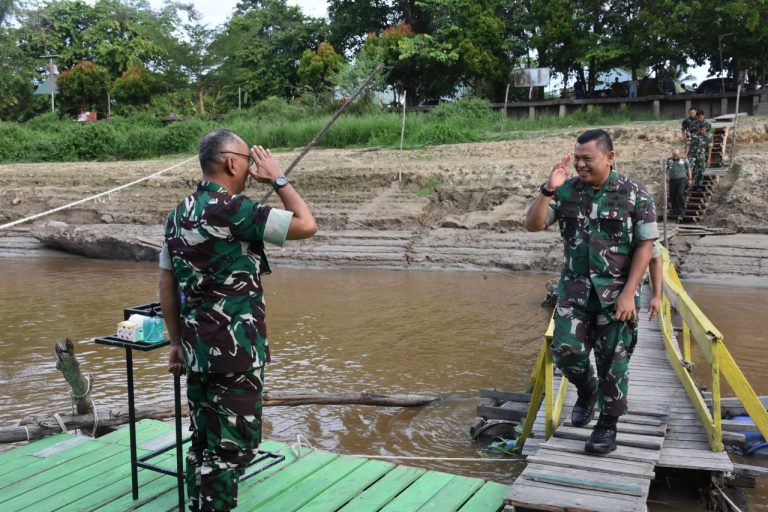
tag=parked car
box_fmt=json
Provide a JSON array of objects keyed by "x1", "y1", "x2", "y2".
[{"x1": 695, "y1": 78, "x2": 738, "y2": 94}]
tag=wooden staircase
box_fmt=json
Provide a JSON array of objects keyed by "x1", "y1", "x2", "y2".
[{"x1": 669, "y1": 121, "x2": 732, "y2": 224}]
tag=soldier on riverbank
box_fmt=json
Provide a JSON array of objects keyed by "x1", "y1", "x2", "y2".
[
  {"x1": 666, "y1": 149, "x2": 692, "y2": 223},
  {"x1": 159, "y1": 129, "x2": 317, "y2": 512},
  {"x1": 688, "y1": 124, "x2": 712, "y2": 191},
  {"x1": 524, "y1": 129, "x2": 658, "y2": 454},
  {"x1": 681, "y1": 107, "x2": 698, "y2": 152}
]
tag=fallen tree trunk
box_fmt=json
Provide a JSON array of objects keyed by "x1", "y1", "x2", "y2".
[{"x1": 3, "y1": 391, "x2": 439, "y2": 443}]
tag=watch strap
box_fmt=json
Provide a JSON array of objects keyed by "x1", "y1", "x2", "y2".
[{"x1": 540, "y1": 183, "x2": 555, "y2": 197}]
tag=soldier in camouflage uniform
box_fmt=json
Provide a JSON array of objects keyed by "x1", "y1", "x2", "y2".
[
  {"x1": 159, "y1": 129, "x2": 317, "y2": 511},
  {"x1": 681, "y1": 107, "x2": 698, "y2": 153},
  {"x1": 687, "y1": 123, "x2": 712, "y2": 191},
  {"x1": 525, "y1": 129, "x2": 658, "y2": 454}
]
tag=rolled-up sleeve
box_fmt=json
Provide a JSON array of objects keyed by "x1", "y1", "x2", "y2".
[
  {"x1": 263, "y1": 208, "x2": 294, "y2": 247},
  {"x1": 158, "y1": 244, "x2": 173, "y2": 270}
]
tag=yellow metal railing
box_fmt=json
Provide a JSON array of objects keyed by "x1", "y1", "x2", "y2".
[{"x1": 517, "y1": 245, "x2": 768, "y2": 452}]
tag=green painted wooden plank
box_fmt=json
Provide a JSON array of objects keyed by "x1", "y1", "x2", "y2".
[
  {"x1": 128, "y1": 440, "x2": 299, "y2": 512},
  {"x1": 95, "y1": 420, "x2": 171, "y2": 447},
  {"x1": 0, "y1": 444, "x2": 130, "y2": 509},
  {"x1": 339, "y1": 466, "x2": 426, "y2": 512},
  {"x1": 418, "y1": 475, "x2": 484, "y2": 512},
  {"x1": 252, "y1": 455, "x2": 368, "y2": 512},
  {"x1": 236, "y1": 451, "x2": 338, "y2": 510},
  {"x1": 0, "y1": 421, "x2": 171, "y2": 486},
  {"x1": 0, "y1": 433, "x2": 76, "y2": 467},
  {"x1": 297, "y1": 460, "x2": 395, "y2": 512},
  {"x1": 457, "y1": 482, "x2": 508, "y2": 512},
  {"x1": 0, "y1": 440, "x2": 104, "y2": 484},
  {"x1": 379, "y1": 471, "x2": 456, "y2": 512},
  {"x1": 17, "y1": 455, "x2": 176, "y2": 512},
  {"x1": 55, "y1": 453, "x2": 174, "y2": 512}
]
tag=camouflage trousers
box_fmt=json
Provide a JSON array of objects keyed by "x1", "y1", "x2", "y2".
[
  {"x1": 186, "y1": 367, "x2": 264, "y2": 512},
  {"x1": 689, "y1": 153, "x2": 707, "y2": 187},
  {"x1": 552, "y1": 304, "x2": 638, "y2": 417}
]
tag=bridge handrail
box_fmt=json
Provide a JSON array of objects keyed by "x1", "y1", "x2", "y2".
[{"x1": 517, "y1": 245, "x2": 768, "y2": 452}]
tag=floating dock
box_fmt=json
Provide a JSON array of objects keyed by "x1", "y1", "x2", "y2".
[{"x1": 0, "y1": 419, "x2": 508, "y2": 511}]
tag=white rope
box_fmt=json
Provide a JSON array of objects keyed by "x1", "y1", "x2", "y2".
[
  {"x1": 70, "y1": 374, "x2": 93, "y2": 399},
  {"x1": 52, "y1": 413, "x2": 69, "y2": 434},
  {"x1": 714, "y1": 483, "x2": 744, "y2": 512},
  {"x1": 291, "y1": 434, "x2": 314, "y2": 458},
  {"x1": 90, "y1": 398, "x2": 99, "y2": 437},
  {"x1": 0, "y1": 155, "x2": 198, "y2": 231},
  {"x1": 23, "y1": 426, "x2": 30, "y2": 442},
  {"x1": 339, "y1": 454, "x2": 524, "y2": 463}
]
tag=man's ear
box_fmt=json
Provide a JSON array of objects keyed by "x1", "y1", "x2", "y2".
[{"x1": 224, "y1": 157, "x2": 236, "y2": 176}]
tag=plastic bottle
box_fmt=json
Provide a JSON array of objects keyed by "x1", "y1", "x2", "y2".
[{"x1": 143, "y1": 308, "x2": 165, "y2": 343}]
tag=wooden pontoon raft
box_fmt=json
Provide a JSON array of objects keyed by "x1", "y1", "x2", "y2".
[{"x1": 0, "y1": 419, "x2": 508, "y2": 511}]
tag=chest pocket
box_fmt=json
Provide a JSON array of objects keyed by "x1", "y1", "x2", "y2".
[
  {"x1": 598, "y1": 209, "x2": 631, "y2": 241},
  {"x1": 558, "y1": 202, "x2": 583, "y2": 240}
]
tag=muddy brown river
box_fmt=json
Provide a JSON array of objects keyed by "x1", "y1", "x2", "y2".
[{"x1": 0, "y1": 255, "x2": 766, "y2": 510}]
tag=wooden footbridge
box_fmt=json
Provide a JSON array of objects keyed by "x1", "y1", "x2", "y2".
[{"x1": 504, "y1": 244, "x2": 768, "y2": 511}]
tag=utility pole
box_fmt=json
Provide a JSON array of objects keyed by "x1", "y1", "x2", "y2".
[
  {"x1": 718, "y1": 33, "x2": 733, "y2": 94},
  {"x1": 41, "y1": 54, "x2": 60, "y2": 113}
]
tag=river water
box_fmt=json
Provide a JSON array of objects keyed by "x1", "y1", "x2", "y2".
[{"x1": 1, "y1": 255, "x2": 766, "y2": 510}]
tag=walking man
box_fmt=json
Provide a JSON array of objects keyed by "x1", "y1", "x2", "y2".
[
  {"x1": 159, "y1": 129, "x2": 317, "y2": 511},
  {"x1": 524, "y1": 129, "x2": 658, "y2": 454},
  {"x1": 681, "y1": 107, "x2": 697, "y2": 153},
  {"x1": 665, "y1": 149, "x2": 692, "y2": 223},
  {"x1": 688, "y1": 124, "x2": 712, "y2": 191}
]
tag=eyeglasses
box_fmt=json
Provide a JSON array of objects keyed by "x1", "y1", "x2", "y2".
[{"x1": 219, "y1": 151, "x2": 255, "y2": 167}]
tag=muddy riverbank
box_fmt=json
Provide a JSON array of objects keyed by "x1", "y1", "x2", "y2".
[{"x1": 1, "y1": 117, "x2": 767, "y2": 277}]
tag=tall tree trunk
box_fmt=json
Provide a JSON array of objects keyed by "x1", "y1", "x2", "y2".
[{"x1": 198, "y1": 87, "x2": 206, "y2": 115}]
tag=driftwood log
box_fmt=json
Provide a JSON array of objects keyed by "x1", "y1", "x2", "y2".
[
  {"x1": 54, "y1": 338, "x2": 93, "y2": 416},
  {"x1": 1, "y1": 391, "x2": 439, "y2": 443}
]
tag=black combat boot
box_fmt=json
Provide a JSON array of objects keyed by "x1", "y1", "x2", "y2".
[
  {"x1": 570, "y1": 372, "x2": 598, "y2": 428},
  {"x1": 585, "y1": 413, "x2": 618, "y2": 454}
]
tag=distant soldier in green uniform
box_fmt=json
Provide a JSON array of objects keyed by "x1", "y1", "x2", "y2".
[
  {"x1": 159, "y1": 129, "x2": 317, "y2": 512},
  {"x1": 688, "y1": 124, "x2": 712, "y2": 191},
  {"x1": 681, "y1": 107, "x2": 698, "y2": 153},
  {"x1": 524, "y1": 129, "x2": 658, "y2": 454},
  {"x1": 665, "y1": 149, "x2": 692, "y2": 223}
]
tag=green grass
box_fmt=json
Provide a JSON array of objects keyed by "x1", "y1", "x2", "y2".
[{"x1": 0, "y1": 98, "x2": 663, "y2": 163}]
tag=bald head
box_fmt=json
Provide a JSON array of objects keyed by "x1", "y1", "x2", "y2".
[{"x1": 672, "y1": 149, "x2": 680, "y2": 159}]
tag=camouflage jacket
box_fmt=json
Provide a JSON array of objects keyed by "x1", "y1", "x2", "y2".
[
  {"x1": 689, "y1": 133, "x2": 711, "y2": 158},
  {"x1": 164, "y1": 180, "x2": 293, "y2": 373},
  {"x1": 665, "y1": 157, "x2": 690, "y2": 180},
  {"x1": 682, "y1": 116, "x2": 697, "y2": 138},
  {"x1": 545, "y1": 170, "x2": 659, "y2": 308}
]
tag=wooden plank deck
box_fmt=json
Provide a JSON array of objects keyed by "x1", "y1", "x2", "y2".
[
  {"x1": 0, "y1": 419, "x2": 508, "y2": 512},
  {"x1": 508, "y1": 286, "x2": 732, "y2": 511}
]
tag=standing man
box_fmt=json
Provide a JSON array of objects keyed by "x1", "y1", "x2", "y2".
[
  {"x1": 688, "y1": 124, "x2": 712, "y2": 191},
  {"x1": 665, "y1": 149, "x2": 692, "y2": 223},
  {"x1": 524, "y1": 129, "x2": 658, "y2": 454},
  {"x1": 681, "y1": 107, "x2": 697, "y2": 153},
  {"x1": 159, "y1": 129, "x2": 317, "y2": 512}
]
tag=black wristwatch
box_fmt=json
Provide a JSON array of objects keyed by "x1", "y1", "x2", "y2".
[
  {"x1": 539, "y1": 183, "x2": 555, "y2": 197},
  {"x1": 273, "y1": 175, "x2": 289, "y2": 191}
]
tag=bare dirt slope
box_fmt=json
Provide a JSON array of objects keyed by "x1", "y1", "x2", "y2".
[{"x1": 1, "y1": 118, "x2": 767, "y2": 275}]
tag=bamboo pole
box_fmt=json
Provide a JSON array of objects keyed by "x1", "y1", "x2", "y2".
[{"x1": 260, "y1": 62, "x2": 385, "y2": 203}]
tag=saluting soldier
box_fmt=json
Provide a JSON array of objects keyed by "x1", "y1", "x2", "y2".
[
  {"x1": 159, "y1": 129, "x2": 317, "y2": 512},
  {"x1": 524, "y1": 129, "x2": 658, "y2": 454}
]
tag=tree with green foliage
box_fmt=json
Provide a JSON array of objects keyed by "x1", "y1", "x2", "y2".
[
  {"x1": 297, "y1": 41, "x2": 345, "y2": 94},
  {"x1": 327, "y1": 0, "x2": 391, "y2": 55},
  {"x1": 110, "y1": 66, "x2": 151, "y2": 108},
  {"x1": 57, "y1": 60, "x2": 111, "y2": 115},
  {"x1": 215, "y1": 0, "x2": 327, "y2": 105}
]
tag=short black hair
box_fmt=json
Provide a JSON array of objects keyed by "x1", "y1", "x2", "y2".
[
  {"x1": 576, "y1": 129, "x2": 613, "y2": 152},
  {"x1": 697, "y1": 109, "x2": 705, "y2": 116},
  {"x1": 199, "y1": 129, "x2": 240, "y2": 174}
]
